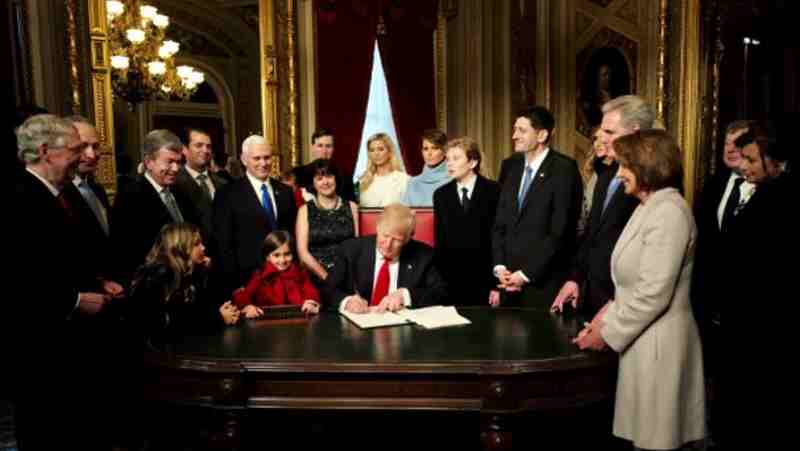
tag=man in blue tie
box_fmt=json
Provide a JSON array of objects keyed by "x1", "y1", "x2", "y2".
[
  {"x1": 492, "y1": 106, "x2": 584, "y2": 306},
  {"x1": 550, "y1": 95, "x2": 655, "y2": 316},
  {"x1": 212, "y1": 135, "x2": 297, "y2": 296}
]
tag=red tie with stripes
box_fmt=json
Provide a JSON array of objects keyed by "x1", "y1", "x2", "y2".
[{"x1": 370, "y1": 259, "x2": 391, "y2": 306}]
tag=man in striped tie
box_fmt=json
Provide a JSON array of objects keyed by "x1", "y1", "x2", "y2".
[{"x1": 66, "y1": 116, "x2": 123, "y2": 297}]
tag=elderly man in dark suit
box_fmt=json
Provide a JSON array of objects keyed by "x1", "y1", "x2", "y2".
[
  {"x1": 492, "y1": 106, "x2": 584, "y2": 306},
  {"x1": 111, "y1": 129, "x2": 198, "y2": 282},
  {"x1": 10, "y1": 114, "x2": 111, "y2": 449},
  {"x1": 551, "y1": 95, "x2": 656, "y2": 316},
  {"x1": 175, "y1": 127, "x2": 229, "y2": 237},
  {"x1": 212, "y1": 135, "x2": 297, "y2": 295},
  {"x1": 324, "y1": 203, "x2": 447, "y2": 312},
  {"x1": 64, "y1": 116, "x2": 123, "y2": 296}
]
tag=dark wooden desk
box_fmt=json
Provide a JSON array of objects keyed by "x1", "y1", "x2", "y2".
[{"x1": 143, "y1": 307, "x2": 616, "y2": 450}]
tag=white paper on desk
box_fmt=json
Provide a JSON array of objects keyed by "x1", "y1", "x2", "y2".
[
  {"x1": 396, "y1": 306, "x2": 471, "y2": 329},
  {"x1": 340, "y1": 310, "x2": 410, "y2": 329}
]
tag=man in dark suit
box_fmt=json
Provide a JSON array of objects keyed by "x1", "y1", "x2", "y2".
[
  {"x1": 433, "y1": 137, "x2": 500, "y2": 306},
  {"x1": 691, "y1": 120, "x2": 753, "y2": 324},
  {"x1": 325, "y1": 203, "x2": 447, "y2": 312},
  {"x1": 10, "y1": 114, "x2": 111, "y2": 449},
  {"x1": 175, "y1": 127, "x2": 229, "y2": 237},
  {"x1": 292, "y1": 127, "x2": 356, "y2": 202},
  {"x1": 212, "y1": 135, "x2": 297, "y2": 295},
  {"x1": 111, "y1": 129, "x2": 198, "y2": 282},
  {"x1": 690, "y1": 120, "x2": 753, "y2": 450},
  {"x1": 65, "y1": 116, "x2": 123, "y2": 296},
  {"x1": 492, "y1": 106, "x2": 584, "y2": 306},
  {"x1": 551, "y1": 95, "x2": 656, "y2": 316}
]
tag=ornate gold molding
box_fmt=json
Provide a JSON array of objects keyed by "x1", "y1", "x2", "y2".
[
  {"x1": 710, "y1": 10, "x2": 723, "y2": 176},
  {"x1": 656, "y1": 0, "x2": 668, "y2": 123},
  {"x1": 675, "y1": 0, "x2": 701, "y2": 205},
  {"x1": 66, "y1": 0, "x2": 81, "y2": 113},
  {"x1": 260, "y1": 0, "x2": 280, "y2": 174},
  {"x1": 88, "y1": 0, "x2": 117, "y2": 197},
  {"x1": 287, "y1": 0, "x2": 298, "y2": 168},
  {"x1": 435, "y1": 8, "x2": 447, "y2": 131}
]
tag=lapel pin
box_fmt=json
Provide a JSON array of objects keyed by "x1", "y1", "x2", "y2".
[
  {"x1": 407, "y1": 264, "x2": 413, "y2": 270},
  {"x1": 539, "y1": 173, "x2": 546, "y2": 178}
]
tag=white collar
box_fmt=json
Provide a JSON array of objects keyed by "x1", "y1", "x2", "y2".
[
  {"x1": 184, "y1": 164, "x2": 209, "y2": 180},
  {"x1": 525, "y1": 147, "x2": 550, "y2": 168},
  {"x1": 246, "y1": 172, "x2": 271, "y2": 192},
  {"x1": 144, "y1": 171, "x2": 168, "y2": 194},
  {"x1": 456, "y1": 173, "x2": 477, "y2": 191}
]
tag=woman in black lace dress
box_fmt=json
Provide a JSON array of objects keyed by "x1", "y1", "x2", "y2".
[{"x1": 296, "y1": 159, "x2": 359, "y2": 283}]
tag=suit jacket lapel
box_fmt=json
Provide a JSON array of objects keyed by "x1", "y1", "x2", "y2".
[
  {"x1": 244, "y1": 178, "x2": 271, "y2": 222},
  {"x1": 398, "y1": 249, "x2": 414, "y2": 289},
  {"x1": 592, "y1": 164, "x2": 625, "y2": 234},
  {"x1": 469, "y1": 175, "x2": 485, "y2": 215},
  {"x1": 519, "y1": 151, "x2": 554, "y2": 216},
  {"x1": 360, "y1": 237, "x2": 377, "y2": 299},
  {"x1": 612, "y1": 200, "x2": 646, "y2": 266}
]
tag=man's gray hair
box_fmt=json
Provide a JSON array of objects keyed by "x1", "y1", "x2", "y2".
[
  {"x1": 142, "y1": 129, "x2": 183, "y2": 161},
  {"x1": 241, "y1": 135, "x2": 268, "y2": 157},
  {"x1": 376, "y1": 203, "x2": 416, "y2": 240},
  {"x1": 15, "y1": 114, "x2": 76, "y2": 164},
  {"x1": 602, "y1": 95, "x2": 655, "y2": 131}
]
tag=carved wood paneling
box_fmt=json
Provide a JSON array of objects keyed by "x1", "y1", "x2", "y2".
[{"x1": 88, "y1": 0, "x2": 117, "y2": 198}]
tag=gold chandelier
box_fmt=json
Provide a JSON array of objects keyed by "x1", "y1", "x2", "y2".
[{"x1": 106, "y1": 0, "x2": 204, "y2": 108}]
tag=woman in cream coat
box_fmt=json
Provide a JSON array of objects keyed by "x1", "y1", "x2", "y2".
[{"x1": 575, "y1": 129, "x2": 706, "y2": 450}]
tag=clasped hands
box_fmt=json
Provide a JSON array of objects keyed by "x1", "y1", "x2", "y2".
[
  {"x1": 495, "y1": 269, "x2": 526, "y2": 292},
  {"x1": 344, "y1": 290, "x2": 405, "y2": 314}
]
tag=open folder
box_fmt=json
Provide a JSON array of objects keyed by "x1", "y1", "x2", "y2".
[{"x1": 340, "y1": 306, "x2": 471, "y2": 330}]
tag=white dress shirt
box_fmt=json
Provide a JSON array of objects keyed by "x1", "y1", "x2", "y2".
[
  {"x1": 716, "y1": 172, "x2": 753, "y2": 228},
  {"x1": 456, "y1": 173, "x2": 477, "y2": 202}
]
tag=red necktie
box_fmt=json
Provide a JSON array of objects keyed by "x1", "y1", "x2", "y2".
[
  {"x1": 370, "y1": 259, "x2": 391, "y2": 306},
  {"x1": 57, "y1": 191, "x2": 75, "y2": 221}
]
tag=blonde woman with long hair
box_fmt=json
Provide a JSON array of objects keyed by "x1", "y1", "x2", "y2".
[
  {"x1": 129, "y1": 222, "x2": 239, "y2": 345},
  {"x1": 358, "y1": 133, "x2": 410, "y2": 207}
]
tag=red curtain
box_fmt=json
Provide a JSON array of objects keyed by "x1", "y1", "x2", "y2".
[
  {"x1": 378, "y1": 2, "x2": 438, "y2": 176},
  {"x1": 315, "y1": 1, "x2": 376, "y2": 178}
]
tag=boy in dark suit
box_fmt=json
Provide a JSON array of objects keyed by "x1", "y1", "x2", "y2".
[{"x1": 433, "y1": 137, "x2": 500, "y2": 306}]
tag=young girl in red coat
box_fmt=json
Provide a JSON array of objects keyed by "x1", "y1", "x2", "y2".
[{"x1": 233, "y1": 230, "x2": 321, "y2": 317}]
